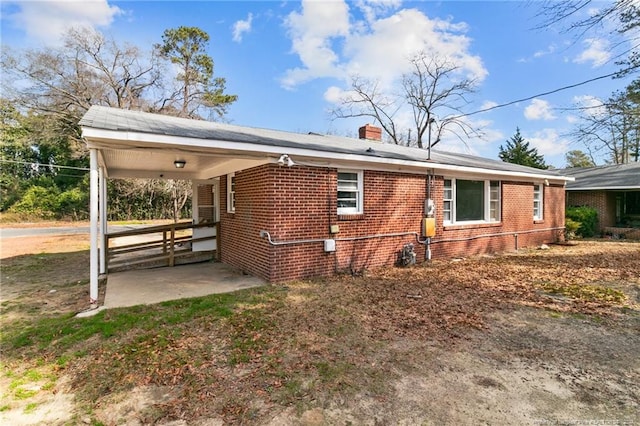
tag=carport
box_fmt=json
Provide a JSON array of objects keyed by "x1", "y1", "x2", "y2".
[{"x1": 80, "y1": 106, "x2": 281, "y2": 307}]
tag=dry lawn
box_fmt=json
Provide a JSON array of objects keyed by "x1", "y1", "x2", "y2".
[{"x1": 0, "y1": 235, "x2": 639, "y2": 425}]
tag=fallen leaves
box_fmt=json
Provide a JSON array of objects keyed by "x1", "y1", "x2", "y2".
[{"x1": 16, "y1": 240, "x2": 640, "y2": 424}]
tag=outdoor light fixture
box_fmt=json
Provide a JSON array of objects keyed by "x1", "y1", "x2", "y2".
[
  {"x1": 174, "y1": 160, "x2": 186, "y2": 169},
  {"x1": 277, "y1": 154, "x2": 295, "y2": 167}
]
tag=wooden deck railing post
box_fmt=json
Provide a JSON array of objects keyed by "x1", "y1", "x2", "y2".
[
  {"x1": 169, "y1": 225, "x2": 175, "y2": 267},
  {"x1": 216, "y1": 221, "x2": 221, "y2": 261},
  {"x1": 163, "y1": 230, "x2": 167, "y2": 255},
  {"x1": 104, "y1": 234, "x2": 110, "y2": 272}
]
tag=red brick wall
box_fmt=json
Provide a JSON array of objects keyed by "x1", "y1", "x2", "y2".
[
  {"x1": 333, "y1": 170, "x2": 426, "y2": 274},
  {"x1": 219, "y1": 166, "x2": 273, "y2": 280},
  {"x1": 567, "y1": 190, "x2": 616, "y2": 231},
  {"x1": 219, "y1": 165, "x2": 566, "y2": 282},
  {"x1": 432, "y1": 179, "x2": 565, "y2": 258}
]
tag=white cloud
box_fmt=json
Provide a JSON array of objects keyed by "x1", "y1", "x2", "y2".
[
  {"x1": 232, "y1": 13, "x2": 253, "y2": 43},
  {"x1": 7, "y1": 0, "x2": 122, "y2": 44},
  {"x1": 573, "y1": 94, "x2": 606, "y2": 118},
  {"x1": 282, "y1": 0, "x2": 351, "y2": 88},
  {"x1": 281, "y1": 0, "x2": 487, "y2": 89},
  {"x1": 479, "y1": 100, "x2": 498, "y2": 111},
  {"x1": 527, "y1": 128, "x2": 570, "y2": 157},
  {"x1": 533, "y1": 43, "x2": 556, "y2": 58},
  {"x1": 573, "y1": 38, "x2": 611, "y2": 67},
  {"x1": 355, "y1": 0, "x2": 401, "y2": 23},
  {"x1": 323, "y1": 85, "x2": 346, "y2": 103},
  {"x1": 524, "y1": 98, "x2": 556, "y2": 121}
]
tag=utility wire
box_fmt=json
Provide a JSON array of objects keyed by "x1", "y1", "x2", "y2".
[
  {"x1": 456, "y1": 69, "x2": 629, "y2": 119},
  {"x1": 0, "y1": 159, "x2": 89, "y2": 171}
]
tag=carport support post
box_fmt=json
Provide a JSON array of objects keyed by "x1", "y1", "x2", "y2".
[
  {"x1": 89, "y1": 149, "x2": 99, "y2": 307},
  {"x1": 98, "y1": 166, "x2": 107, "y2": 275}
]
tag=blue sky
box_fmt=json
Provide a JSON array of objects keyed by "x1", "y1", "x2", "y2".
[{"x1": 1, "y1": 0, "x2": 636, "y2": 167}]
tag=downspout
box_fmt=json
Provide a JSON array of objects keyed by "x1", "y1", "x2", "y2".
[{"x1": 89, "y1": 149, "x2": 99, "y2": 307}]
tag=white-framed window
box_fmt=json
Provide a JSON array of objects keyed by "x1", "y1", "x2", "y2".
[
  {"x1": 489, "y1": 180, "x2": 500, "y2": 222},
  {"x1": 337, "y1": 170, "x2": 363, "y2": 214},
  {"x1": 533, "y1": 184, "x2": 543, "y2": 220},
  {"x1": 443, "y1": 179, "x2": 453, "y2": 222},
  {"x1": 227, "y1": 173, "x2": 236, "y2": 213},
  {"x1": 443, "y1": 178, "x2": 501, "y2": 224}
]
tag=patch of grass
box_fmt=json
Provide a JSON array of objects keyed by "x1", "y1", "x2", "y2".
[
  {"x1": 23, "y1": 402, "x2": 39, "y2": 414},
  {"x1": 539, "y1": 282, "x2": 627, "y2": 304},
  {"x1": 228, "y1": 307, "x2": 272, "y2": 365},
  {"x1": 13, "y1": 386, "x2": 38, "y2": 400},
  {"x1": 1, "y1": 290, "x2": 256, "y2": 361},
  {"x1": 2, "y1": 287, "x2": 275, "y2": 409},
  {"x1": 5, "y1": 367, "x2": 57, "y2": 401},
  {"x1": 0, "y1": 404, "x2": 10, "y2": 412},
  {"x1": 314, "y1": 360, "x2": 356, "y2": 387}
]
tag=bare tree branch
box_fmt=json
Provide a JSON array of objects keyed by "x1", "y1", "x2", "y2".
[{"x1": 330, "y1": 52, "x2": 481, "y2": 150}]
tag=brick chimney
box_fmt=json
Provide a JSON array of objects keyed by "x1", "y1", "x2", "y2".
[{"x1": 358, "y1": 124, "x2": 382, "y2": 142}]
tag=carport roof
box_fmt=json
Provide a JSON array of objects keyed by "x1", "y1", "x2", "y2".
[
  {"x1": 80, "y1": 105, "x2": 571, "y2": 182},
  {"x1": 562, "y1": 162, "x2": 640, "y2": 190}
]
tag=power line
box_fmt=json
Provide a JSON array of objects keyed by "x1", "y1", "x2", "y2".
[
  {"x1": 456, "y1": 69, "x2": 631, "y2": 119},
  {"x1": 0, "y1": 159, "x2": 89, "y2": 171}
]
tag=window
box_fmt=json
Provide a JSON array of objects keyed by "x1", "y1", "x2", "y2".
[
  {"x1": 443, "y1": 180, "x2": 453, "y2": 222},
  {"x1": 533, "y1": 184, "x2": 543, "y2": 220},
  {"x1": 337, "y1": 170, "x2": 363, "y2": 214},
  {"x1": 443, "y1": 178, "x2": 500, "y2": 224},
  {"x1": 489, "y1": 181, "x2": 500, "y2": 222},
  {"x1": 227, "y1": 173, "x2": 236, "y2": 213}
]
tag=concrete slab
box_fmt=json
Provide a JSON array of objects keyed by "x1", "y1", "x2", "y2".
[{"x1": 103, "y1": 262, "x2": 265, "y2": 308}]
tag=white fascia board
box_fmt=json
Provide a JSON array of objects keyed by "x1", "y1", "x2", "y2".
[
  {"x1": 566, "y1": 186, "x2": 639, "y2": 191},
  {"x1": 82, "y1": 127, "x2": 573, "y2": 184}
]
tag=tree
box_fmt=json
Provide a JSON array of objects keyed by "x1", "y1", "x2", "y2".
[
  {"x1": 565, "y1": 150, "x2": 596, "y2": 168},
  {"x1": 571, "y1": 79, "x2": 639, "y2": 163},
  {"x1": 535, "y1": 0, "x2": 639, "y2": 76},
  {"x1": 1, "y1": 27, "x2": 217, "y2": 220},
  {"x1": 1, "y1": 27, "x2": 164, "y2": 147},
  {"x1": 157, "y1": 26, "x2": 237, "y2": 119},
  {"x1": 2, "y1": 26, "x2": 239, "y2": 220},
  {"x1": 331, "y1": 52, "x2": 480, "y2": 149},
  {"x1": 499, "y1": 128, "x2": 548, "y2": 169}
]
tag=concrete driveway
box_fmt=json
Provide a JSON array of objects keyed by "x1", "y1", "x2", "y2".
[{"x1": 103, "y1": 261, "x2": 265, "y2": 308}]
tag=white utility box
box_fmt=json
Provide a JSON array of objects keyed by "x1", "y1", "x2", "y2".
[{"x1": 324, "y1": 239, "x2": 336, "y2": 252}]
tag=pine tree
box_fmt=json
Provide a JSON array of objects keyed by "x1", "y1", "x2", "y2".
[
  {"x1": 565, "y1": 150, "x2": 595, "y2": 168},
  {"x1": 157, "y1": 26, "x2": 238, "y2": 119},
  {"x1": 499, "y1": 128, "x2": 548, "y2": 169}
]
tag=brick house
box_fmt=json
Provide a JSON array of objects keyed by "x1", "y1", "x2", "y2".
[
  {"x1": 563, "y1": 162, "x2": 640, "y2": 236},
  {"x1": 80, "y1": 106, "x2": 572, "y2": 297}
]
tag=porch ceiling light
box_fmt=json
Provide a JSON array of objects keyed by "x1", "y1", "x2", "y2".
[{"x1": 174, "y1": 160, "x2": 186, "y2": 169}]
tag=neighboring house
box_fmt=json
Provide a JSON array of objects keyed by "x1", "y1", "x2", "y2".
[
  {"x1": 563, "y1": 162, "x2": 640, "y2": 235},
  {"x1": 79, "y1": 106, "x2": 572, "y2": 296}
]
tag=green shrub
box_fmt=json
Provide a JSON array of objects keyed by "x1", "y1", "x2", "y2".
[
  {"x1": 58, "y1": 187, "x2": 89, "y2": 220},
  {"x1": 8, "y1": 185, "x2": 60, "y2": 219},
  {"x1": 564, "y1": 218, "x2": 581, "y2": 240},
  {"x1": 566, "y1": 206, "x2": 598, "y2": 237}
]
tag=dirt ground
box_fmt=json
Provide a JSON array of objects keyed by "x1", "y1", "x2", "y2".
[{"x1": 1, "y1": 233, "x2": 639, "y2": 425}]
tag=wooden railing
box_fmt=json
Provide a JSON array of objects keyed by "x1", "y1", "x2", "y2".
[{"x1": 105, "y1": 222, "x2": 219, "y2": 272}]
